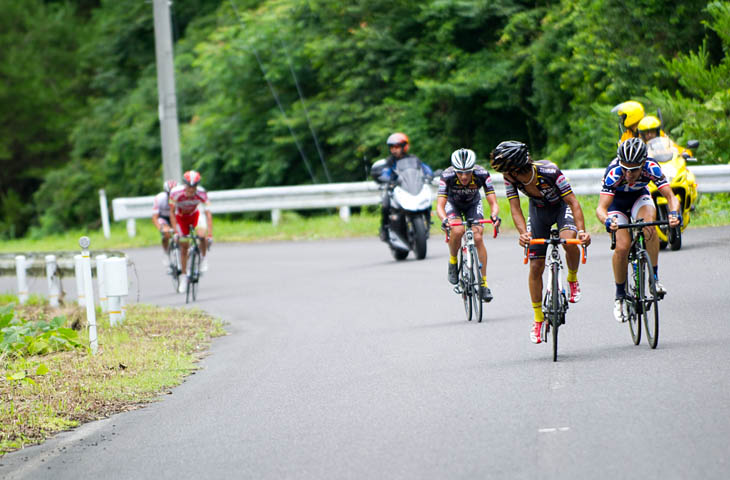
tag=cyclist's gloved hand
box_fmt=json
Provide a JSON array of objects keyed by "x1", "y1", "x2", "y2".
[
  {"x1": 490, "y1": 215, "x2": 502, "y2": 228},
  {"x1": 605, "y1": 217, "x2": 617, "y2": 233},
  {"x1": 669, "y1": 211, "x2": 682, "y2": 227},
  {"x1": 441, "y1": 218, "x2": 451, "y2": 232}
]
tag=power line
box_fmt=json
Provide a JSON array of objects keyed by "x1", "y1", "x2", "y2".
[{"x1": 228, "y1": 0, "x2": 318, "y2": 184}]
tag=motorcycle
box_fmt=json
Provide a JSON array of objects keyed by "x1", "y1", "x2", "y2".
[
  {"x1": 646, "y1": 136, "x2": 700, "y2": 250},
  {"x1": 370, "y1": 157, "x2": 437, "y2": 260}
]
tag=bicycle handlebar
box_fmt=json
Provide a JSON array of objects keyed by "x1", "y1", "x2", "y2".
[
  {"x1": 609, "y1": 219, "x2": 671, "y2": 250},
  {"x1": 444, "y1": 218, "x2": 498, "y2": 242},
  {"x1": 523, "y1": 237, "x2": 588, "y2": 264}
]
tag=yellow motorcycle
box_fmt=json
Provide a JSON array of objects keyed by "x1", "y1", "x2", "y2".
[{"x1": 646, "y1": 136, "x2": 700, "y2": 250}]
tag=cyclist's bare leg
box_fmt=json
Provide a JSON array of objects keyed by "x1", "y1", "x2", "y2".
[
  {"x1": 196, "y1": 226, "x2": 208, "y2": 256},
  {"x1": 637, "y1": 204, "x2": 659, "y2": 267},
  {"x1": 179, "y1": 241, "x2": 189, "y2": 274},
  {"x1": 560, "y1": 229, "x2": 580, "y2": 272},
  {"x1": 447, "y1": 226, "x2": 465, "y2": 258},
  {"x1": 612, "y1": 229, "x2": 632, "y2": 284},
  {"x1": 161, "y1": 226, "x2": 172, "y2": 252},
  {"x1": 528, "y1": 258, "x2": 545, "y2": 304},
  {"x1": 473, "y1": 226, "x2": 487, "y2": 277}
]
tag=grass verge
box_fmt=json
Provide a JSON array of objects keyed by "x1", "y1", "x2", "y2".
[
  {"x1": 0, "y1": 299, "x2": 225, "y2": 455},
  {"x1": 1, "y1": 193, "x2": 728, "y2": 252}
]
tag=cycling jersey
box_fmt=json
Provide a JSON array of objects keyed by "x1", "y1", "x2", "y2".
[
  {"x1": 504, "y1": 160, "x2": 572, "y2": 207},
  {"x1": 600, "y1": 157, "x2": 668, "y2": 197},
  {"x1": 169, "y1": 185, "x2": 209, "y2": 216},
  {"x1": 152, "y1": 191, "x2": 171, "y2": 218},
  {"x1": 438, "y1": 165, "x2": 495, "y2": 206}
]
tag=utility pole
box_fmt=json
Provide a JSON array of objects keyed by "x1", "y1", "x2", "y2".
[{"x1": 152, "y1": 0, "x2": 182, "y2": 183}]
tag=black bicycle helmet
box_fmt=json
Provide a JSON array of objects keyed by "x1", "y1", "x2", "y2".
[
  {"x1": 450, "y1": 148, "x2": 477, "y2": 172},
  {"x1": 490, "y1": 141, "x2": 530, "y2": 173},
  {"x1": 617, "y1": 137, "x2": 647, "y2": 165}
]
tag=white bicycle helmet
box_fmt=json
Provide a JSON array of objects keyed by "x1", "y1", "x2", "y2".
[
  {"x1": 450, "y1": 148, "x2": 476, "y2": 172},
  {"x1": 617, "y1": 137, "x2": 647, "y2": 165}
]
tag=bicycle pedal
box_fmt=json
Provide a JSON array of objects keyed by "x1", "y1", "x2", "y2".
[{"x1": 453, "y1": 285, "x2": 463, "y2": 294}]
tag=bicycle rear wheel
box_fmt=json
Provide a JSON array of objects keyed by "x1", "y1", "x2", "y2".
[
  {"x1": 626, "y1": 257, "x2": 642, "y2": 345},
  {"x1": 470, "y1": 247, "x2": 483, "y2": 323},
  {"x1": 641, "y1": 252, "x2": 660, "y2": 348},
  {"x1": 550, "y1": 262, "x2": 560, "y2": 362},
  {"x1": 168, "y1": 243, "x2": 180, "y2": 292},
  {"x1": 459, "y1": 251, "x2": 472, "y2": 321}
]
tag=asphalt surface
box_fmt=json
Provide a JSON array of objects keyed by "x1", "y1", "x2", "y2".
[{"x1": 1, "y1": 226, "x2": 729, "y2": 479}]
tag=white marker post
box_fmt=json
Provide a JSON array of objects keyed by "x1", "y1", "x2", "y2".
[
  {"x1": 74, "y1": 254, "x2": 86, "y2": 306},
  {"x1": 95, "y1": 254, "x2": 108, "y2": 313},
  {"x1": 79, "y1": 237, "x2": 98, "y2": 355},
  {"x1": 99, "y1": 189, "x2": 111, "y2": 239},
  {"x1": 45, "y1": 255, "x2": 60, "y2": 307},
  {"x1": 104, "y1": 257, "x2": 128, "y2": 326},
  {"x1": 15, "y1": 255, "x2": 29, "y2": 305}
]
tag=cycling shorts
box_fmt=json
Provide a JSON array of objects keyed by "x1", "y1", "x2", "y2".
[
  {"x1": 445, "y1": 200, "x2": 484, "y2": 224},
  {"x1": 174, "y1": 211, "x2": 200, "y2": 237},
  {"x1": 156, "y1": 216, "x2": 171, "y2": 228},
  {"x1": 607, "y1": 192, "x2": 654, "y2": 225},
  {"x1": 527, "y1": 201, "x2": 577, "y2": 259}
]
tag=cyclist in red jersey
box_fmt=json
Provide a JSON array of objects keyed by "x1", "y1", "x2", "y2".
[{"x1": 169, "y1": 170, "x2": 213, "y2": 293}]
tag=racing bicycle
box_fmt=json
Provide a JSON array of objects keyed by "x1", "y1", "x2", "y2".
[
  {"x1": 166, "y1": 233, "x2": 182, "y2": 293},
  {"x1": 523, "y1": 229, "x2": 587, "y2": 362},
  {"x1": 445, "y1": 218, "x2": 497, "y2": 323},
  {"x1": 610, "y1": 219, "x2": 671, "y2": 349}
]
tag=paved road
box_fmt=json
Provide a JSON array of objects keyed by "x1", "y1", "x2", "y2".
[{"x1": 2, "y1": 226, "x2": 730, "y2": 479}]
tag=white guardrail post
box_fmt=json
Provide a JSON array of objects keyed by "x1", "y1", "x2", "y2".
[
  {"x1": 45, "y1": 255, "x2": 60, "y2": 307},
  {"x1": 15, "y1": 255, "x2": 29, "y2": 305},
  {"x1": 79, "y1": 237, "x2": 98, "y2": 355}
]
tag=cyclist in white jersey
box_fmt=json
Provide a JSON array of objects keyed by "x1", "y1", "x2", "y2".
[{"x1": 152, "y1": 179, "x2": 177, "y2": 267}]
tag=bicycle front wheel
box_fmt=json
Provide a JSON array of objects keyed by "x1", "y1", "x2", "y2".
[
  {"x1": 550, "y1": 262, "x2": 560, "y2": 362},
  {"x1": 470, "y1": 247, "x2": 483, "y2": 323},
  {"x1": 641, "y1": 252, "x2": 660, "y2": 348},
  {"x1": 460, "y1": 251, "x2": 472, "y2": 322},
  {"x1": 626, "y1": 257, "x2": 642, "y2": 346},
  {"x1": 186, "y1": 247, "x2": 200, "y2": 304}
]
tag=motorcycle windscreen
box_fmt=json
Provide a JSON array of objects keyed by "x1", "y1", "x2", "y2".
[
  {"x1": 394, "y1": 158, "x2": 425, "y2": 195},
  {"x1": 646, "y1": 137, "x2": 675, "y2": 163}
]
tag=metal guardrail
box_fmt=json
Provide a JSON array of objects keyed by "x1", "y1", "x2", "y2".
[
  {"x1": 0, "y1": 252, "x2": 126, "y2": 276},
  {"x1": 111, "y1": 165, "x2": 730, "y2": 231}
]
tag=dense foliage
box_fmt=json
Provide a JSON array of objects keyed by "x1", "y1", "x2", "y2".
[{"x1": 2, "y1": 0, "x2": 728, "y2": 238}]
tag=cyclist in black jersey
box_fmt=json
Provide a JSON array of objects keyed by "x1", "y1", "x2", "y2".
[
  {"x1": 491, "y1": 141, "x2": 591, "y2": 344},
  {"x1": 437, "y1": 148, "x2": 501, "y2": 302}
]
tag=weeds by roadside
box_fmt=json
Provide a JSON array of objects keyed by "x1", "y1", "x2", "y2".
[{"x1": 0, "y1": 301, "x2": 225, "y2": 455}]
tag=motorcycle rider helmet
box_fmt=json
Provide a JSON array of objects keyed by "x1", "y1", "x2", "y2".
[
  {"x1": 386, "y1": 132, "x2": 410, "y2": 153},
  {"x1": 612, "y1": 100, "x2": 645, "y2": 128},
  {"x1": 490, "y1": 141, "x2": 530, "y2": 173},
  {"x1": 638, "y1": 115, "x2": 661, "y2": 140},
  {"x1": 617, "y1": 137, "x2": 647, "y2": 167},
  {"x1": 163, "y1": 179, "x2": 177, "y2": 193},
  {"x1": 450, "y1": 148, "x2": 476, "y2": 172},
  {"x1": 182, "y1": 170, "x2": 201, "y2": 187}
]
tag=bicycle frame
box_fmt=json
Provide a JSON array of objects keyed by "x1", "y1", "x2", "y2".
[
  {"x1": 445, "y1": 218, "x2": 496, "y2": 323},
  {"x1": 523, "y1": 229, "x2": 587, "y2": 361},
  {"x1": 610, "y1": 219, "x2": 668, "y2": 348}
]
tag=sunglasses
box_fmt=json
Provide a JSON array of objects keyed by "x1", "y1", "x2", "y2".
[{"x1": 619, "y1": 162, "x2": 642, "y2": 171}]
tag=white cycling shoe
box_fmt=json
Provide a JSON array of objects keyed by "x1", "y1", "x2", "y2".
[
  {"x1": 614, "y1": 298, "x2": 627, "y2": 323},
  {"x1": 178, "y1": 276, "x2": 188, "y2": 294},
  {"x1": 200, "y1": 257, "x2": 208, "y2": 273}
]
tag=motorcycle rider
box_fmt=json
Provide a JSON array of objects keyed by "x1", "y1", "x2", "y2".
[
  {"x1": 612, "y1": 100, "x2": 645, "y2": 145},
  {"x1": 437, "y1": 148, "x2": 501, "y2": 302},
  {"x1": 638, "y1": 115, "x2": 695, "y2": 158},
  {"x1": 490, "y1": 141, "x2": 590, "y2": 344},
  {"x1": 595, "y1": 137, "x2": 681, "y2": 322},
  {"x1": 378, "y1": 132, "x2": 434, "y2": 241}
]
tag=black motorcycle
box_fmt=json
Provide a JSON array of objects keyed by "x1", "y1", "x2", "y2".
[{"x1": 371, "y1": 158, "x2": 437, "y2": 260}]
